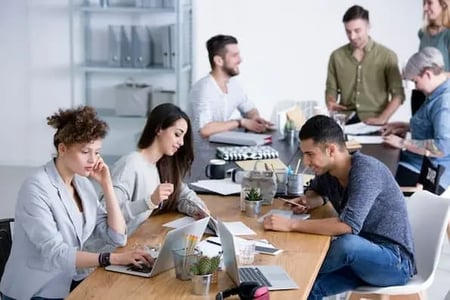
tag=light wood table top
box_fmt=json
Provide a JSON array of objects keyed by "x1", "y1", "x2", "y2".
[{"x1": 67, "y1": 195, "x2": 334, "y2": 300}]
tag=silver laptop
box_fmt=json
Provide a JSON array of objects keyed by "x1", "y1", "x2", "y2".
[
  {"x1": 217, "y1": 219, "x2": 298, "y2": 290},
  {"x1": 105, "y1": 217, "x2": 209, "y2": 278}
]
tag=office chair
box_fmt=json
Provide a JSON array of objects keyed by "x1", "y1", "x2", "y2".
[
  {"x1": 346, "y1": 190, "x2": 450, "y2": 300},
  {"x1": 400, "y1": 156, "x2": 446, "y2": 196},
  {"x1": 0, "y1": 218, "x2": 14, "y2": 282},
  {"x1": 411, "y1": 89, "x2": 426, "y2": 116}
]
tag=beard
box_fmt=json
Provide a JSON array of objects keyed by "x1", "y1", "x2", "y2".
[{"x1": 222, "y1": 64, "x2": 239, "y2": 77}]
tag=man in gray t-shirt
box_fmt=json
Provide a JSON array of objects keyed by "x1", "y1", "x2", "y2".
[{"x1": 263, "y1": 115, "x2": 415, "y2": 300}]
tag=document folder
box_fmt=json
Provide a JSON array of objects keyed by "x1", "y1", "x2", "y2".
[
  {"x1": 132, "y1": 25, "x2": 151, "y2": 68},
  {"x1": 169, "y1": 24, "x2": 176, "y2": 68},
  {"x1": 121, "y1": 26, "x2": 133, "y2": 68},
  {"x1": 148, "y1": 25, "x2": 170, "y2": 68},
  {"x1": 108, "y1": 25, "x2": 122, "y2": 67}
]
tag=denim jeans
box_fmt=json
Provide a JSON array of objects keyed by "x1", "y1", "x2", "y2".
[
  {"x1": 307, "y1": 234, "x2": 413, "y2": 300},
  {"x1": 1, "y1": 293, "x2": 63, "y2": 300}
]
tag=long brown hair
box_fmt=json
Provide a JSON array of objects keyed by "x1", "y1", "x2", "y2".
[
  {"x1": 423, "y1": 0, "x2": 450, "y2": 30},
  {"x1": 137, "y1": 103, "x2": 194, "y2": 214}
]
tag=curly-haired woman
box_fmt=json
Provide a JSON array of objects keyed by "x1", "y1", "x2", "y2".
[{"x1": 0, "y1": 106, "x2": 152, "y2": 300}]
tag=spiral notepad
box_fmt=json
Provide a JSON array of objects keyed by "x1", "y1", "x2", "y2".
[{"x1": 216, "y1": 145, "x2": 279, "y2": 161}]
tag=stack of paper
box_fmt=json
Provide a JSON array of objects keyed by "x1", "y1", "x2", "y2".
[{"x1": 344, "y1": 122, "x2": 382, "y2": 135}]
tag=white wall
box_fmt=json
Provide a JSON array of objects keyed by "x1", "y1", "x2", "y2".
[
  {"x1": 192, "y1": 0, "x2": 422, "y2": 119},
  {"x1": 0, "y1": 0, "x2": 421, "y2": 166},
  {"x1": 0, "y1": 0, "x2": 71, "y2": 166}
]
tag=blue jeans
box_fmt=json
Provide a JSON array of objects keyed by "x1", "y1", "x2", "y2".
[
  {"x1": 1, "y1": 294, "x2": 62, "y2": 300},
  {"x1": 308, "y1": 234, "x2": 413, "y2": 300}
]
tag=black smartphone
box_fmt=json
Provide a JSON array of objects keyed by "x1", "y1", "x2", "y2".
[{"x1": 255, "y1": 245, "x2": 282, "y2": 255}]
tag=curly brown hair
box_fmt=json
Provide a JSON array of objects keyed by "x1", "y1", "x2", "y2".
[{"x1": 47, "y1": 106, "x2": 109, "y2": 149}]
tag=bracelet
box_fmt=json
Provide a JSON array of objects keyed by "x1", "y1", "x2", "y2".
[{"x1": 98, "y1": 252, "x2": 111, "y2": 267}]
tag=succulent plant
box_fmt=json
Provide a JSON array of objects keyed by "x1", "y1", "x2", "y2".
[
  {"x1": 285, "y1": 119, "x2": 295, "y2": 131},
  {"x1": 190, "y1": 255, "x2": 221, "y2": 275},
  {"x1": 245, "y1": 187, "x2": 262, "y2": 201}
]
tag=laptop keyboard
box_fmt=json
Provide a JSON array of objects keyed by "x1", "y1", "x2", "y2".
[
  {"x1": 239, "y1": 267, "x2": 272, "y2": 287},
  {"x1": 127, "y1": 263, "x2": 152, "y2": 274}
]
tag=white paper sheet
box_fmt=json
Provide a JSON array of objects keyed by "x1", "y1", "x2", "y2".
[
  {"x1": 344, "y1": 122, "x2": 382, "y2": 135},
  {"x1": 223, "y1": 221, "x2": 257, "y2": 236},
  {"x1": 162, "y1": 216, "x2": 195, "y2": 228},
  {"x1": 163, "y1": 218, "x2": 254, "y2": 236},
  {"x1": 257, "y1": 209, "x2": 310, "y2": 223},
  {"x1": 347, "y1": 135, "x2": 383, "y2": 144},
  {"x1": 190, "y1": 178, "x2": 241, "y2": 195}
]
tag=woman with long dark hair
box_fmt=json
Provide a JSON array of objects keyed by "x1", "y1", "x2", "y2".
[{"x1": 106, "y1": 103, "x2": 209, "y2": 234}]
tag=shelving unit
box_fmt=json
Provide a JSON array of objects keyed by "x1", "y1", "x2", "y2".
[{"x1": 69, "y1": 0, "x2": 192, "y2": 156}]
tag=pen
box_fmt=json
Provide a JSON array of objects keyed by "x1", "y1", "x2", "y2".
[{"x1": 206, "y1": 240, "x2": 221, "y2": 247}]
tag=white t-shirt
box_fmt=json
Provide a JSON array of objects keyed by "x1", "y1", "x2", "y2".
[{"x1": 188, "y1": 74, "x2": 255, "y2": 133}]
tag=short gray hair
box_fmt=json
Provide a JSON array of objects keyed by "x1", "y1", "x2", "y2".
[{"x1": 403, "y1": 47, "x2": 445, "y2": 80}]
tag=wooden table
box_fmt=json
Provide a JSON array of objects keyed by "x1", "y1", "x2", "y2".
[{"x1": 67, "y1": 195, "x2": 335, "y2": 300}]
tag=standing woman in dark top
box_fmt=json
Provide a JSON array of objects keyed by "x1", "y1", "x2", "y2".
[{"x1": 413, "y1": 0, "x2": 450, "y2": 113}]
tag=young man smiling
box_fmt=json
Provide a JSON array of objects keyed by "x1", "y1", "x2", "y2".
[
  {"x1": 188, "y1": 34, "x2": 271, "y2": 138},
  {"x1": 325, "y1": 5, "x2": 405, "y2": 125},
  {"x1": 263, "y1": 115, "x2": 415, "y2": 299}
]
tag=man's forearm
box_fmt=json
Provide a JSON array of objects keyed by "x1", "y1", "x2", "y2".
[
  {"x1": 245, "y1": 108, "x2": 260, "y2": 119},
  {"x1": 199, "y1": 120, "x2": 240, "y2": 138},
  {"x1": 290, "y1": 217, "x2": 352, "y2": 236},
  {"x1": 305, "y1": 190, "x2": 328, "y2": 210},
  {"x1": 378, "y1": 96, "x2": 402, "y2": 122}
]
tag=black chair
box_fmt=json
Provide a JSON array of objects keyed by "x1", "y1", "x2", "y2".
[
  {"x1": 401, "y1": 156, "x2": 446, "y2": 195},
  {"x1": 0, "y1": 218, "x2": 14, "y2": 281},
  {"x1": 411, "y1": 89, "x2": 426, "y2": 116}
]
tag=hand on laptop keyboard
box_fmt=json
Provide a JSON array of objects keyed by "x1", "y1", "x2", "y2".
[{"x1": 127, "y1": 263, "x2": 153, "y2": 273}]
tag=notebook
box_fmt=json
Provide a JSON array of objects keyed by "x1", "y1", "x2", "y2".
[
  {"x1": 105, "y1": 217, "x2": 209, "y2": 278},
  {"x1": 216, "y1": 145, "x2": 279, "y2": 161},
  {"x1": 217, "y1": 219, "x2": 299, "y2": 290},
  {"x1": 209, "y1": 131, "x2": 272, "y2": 146}
]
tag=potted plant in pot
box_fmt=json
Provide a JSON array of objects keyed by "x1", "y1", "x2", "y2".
[
  {"x1": 244, "y1": 187, "x2": 263, "y2": 217},
  {"x1": 190, "y1": 255, "x2": 221, "y2": 295},
  {"x1": 284, "y1": 119, "x2": 297, "y2": 144}
]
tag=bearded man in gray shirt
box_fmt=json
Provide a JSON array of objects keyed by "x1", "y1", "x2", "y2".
[{"x1": 263, "y1": 115, "x2": 415, "y2": 300}]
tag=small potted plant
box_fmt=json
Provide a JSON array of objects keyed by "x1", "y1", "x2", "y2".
[
  {"x1": 244, "y1": 187, "x2": 263, "y2": 217},
  {"x1": 190, "y1": 255, "x2": 221, "y2": 295},
  {"x1": 284, "y1": 119, "x2": 297, "y2": 144}
]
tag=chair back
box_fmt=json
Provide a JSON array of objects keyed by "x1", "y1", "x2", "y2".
[
  {"x1": 418, "y1": 156, "x2": 446, "y2": 194},
  {"x1": 408, "y1": 191, "x2": 450, "y2": 279},
  {"x1": 0, "y1": 218, "x2": 14, "y2": 281}
]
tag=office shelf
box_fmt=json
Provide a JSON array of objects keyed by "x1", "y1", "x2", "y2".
[
  {"x1": 69, "y1": 0, "x2": 192, "y2": 156},
  {"x1": 78, "y1": 5, "x2": 175, "y2": 14},
  {"x1": 79, "y1": 64, "x2": 175, "y2": 74}
]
